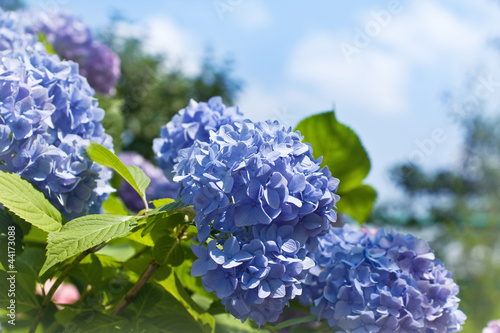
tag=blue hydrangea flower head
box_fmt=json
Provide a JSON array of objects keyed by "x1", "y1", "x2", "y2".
[
  {"x1": 118, "y1": 152, "x2": 179, "y2": 212},
  {"x1": 153, "y1": 96, "x2": 244, "y2": 180},
  {"x1": 175, "y1": 119, "x2": 339, "y2": 249},
  {"x1": 0, "y1": 11, "x2": 114, "y2": 219},
  {"x1": 175, "y1": 114, "x2": 340, "y2": 325},
  {"x1": 31, "y1": 11, "x2": 120, "y2": 95},
  {"x1": 300, "y1": 224, "x2": 466, "y2": 332}
]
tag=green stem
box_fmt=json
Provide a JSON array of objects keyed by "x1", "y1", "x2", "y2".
[
  {"x1": 110, "y1": 259, "x2": 160, "y2": 316},
  {"x1": 29, "y1": 246, "x2": 99, "y2": 333}
]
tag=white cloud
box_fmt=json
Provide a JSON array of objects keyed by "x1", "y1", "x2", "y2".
[
  {"x1": 287, "y1": 0, "x2": 500, "y2": 117},
  {"x1": 144, "y1": 17, "x2": 201, "y2": 75}
]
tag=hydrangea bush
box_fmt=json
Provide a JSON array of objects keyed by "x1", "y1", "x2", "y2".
[
  {"x1": 0, "y1": 7, "x2": 468, "y2": 333},
  {"x1": 300, "y1": 224, "x2": 466, "y2": 332}
]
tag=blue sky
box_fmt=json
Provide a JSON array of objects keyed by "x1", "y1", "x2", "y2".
[{"x1": 27, "y1": 0, "x2": 500, "y2": 202}]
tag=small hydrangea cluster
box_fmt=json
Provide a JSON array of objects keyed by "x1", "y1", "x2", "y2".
[
  {"x1": 153, "y1": 96, "x2": 244, "y2": 180},
  {"x1": 31, "y1": 11, "x2": 120, "y2": 95},
  {"x1": 0, "y1": 11, "x2": 114, "y2": 219},
  {"x1": 118, "y1": 152, "x2": 178, "y2": 212},
  {"x1": 175, "y1": 118, "x2": 339, "y2": 325},
  {"x1": 300, "y1": 224, "x2": 466, "y2": 333}
]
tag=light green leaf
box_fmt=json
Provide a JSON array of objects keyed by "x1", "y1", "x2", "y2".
[
  {"x1": 38, "y1": 32, "x2": 56, "y2": 55},
  {"x1": 273, "y1": 315, "x2": 318, "y2": 329},
  {"x1": 127, "y1": 165, "x2": 151, "y2": 197},
  {"x1": 154, "y1": 235, "x2": 184, "y2": 266},
  {"x1": 147, "y1": 199, "x2": 187, "y2": 216},
  {"x1": 40, "y1": 214, "x2": 135, "y2": 275},
  {"x1": 214, "y1": 313, "x2": 265, "y2": 333},
  {"x1": 102, "y1": 194, "x2": 129, "y2": 216},
  {"x1": 86, "y1": 143, "x2": 150, "y2": 203},
  {"x1": 338, "y1": 185, "x2": 377, "y2": 222},
  {"x1": 151, "y1": 198, "x2": 174, "y2": 208},
  {"x1": 0, "y1": 170, "x2": 64, "y2": 232}
]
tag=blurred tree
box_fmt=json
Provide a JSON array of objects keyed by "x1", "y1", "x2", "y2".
[
  {"x1": 0, "y1": 0, "x2": 24, "y2": 11},
  {"x1": 98, "y1": 16, "x2": 241, "y2": 159}
]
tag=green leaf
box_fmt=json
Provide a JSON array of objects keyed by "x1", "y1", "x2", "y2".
[
  {"x1": 151, "y1": 198, "x2": 174, "y2": 208},
  {"x1": 0, "y1": 269, "x2": 39, "y2": 313},
  {"x1": 214, "y1": 313, "x2": 265, "y2": 333},
  {"x1": 338, "y1": 185, "x2": 377, "y2": 222},
  {"x1": 38, "y1": 32, "x2": 56, "y2": 55},
  {"x1": 127, "y1": 165, "x2": 151, "y2": 196},
  {"x1": 86, "y1": 143, "x2": 150, "y2": 203},
  {"x1": 296, "y1": 111, "x2": 377, "y2": 222},
  {"x1": 69, "y1": 312, "x2": 128, "y2": 332},
  {"x1": 0, "y1": 170, "x2": 64, "y2": 232},
  {"x1": 158, "y1": 272, "x2": 216, "y2": 333},
  {"x1": 145, "y1": 213, "x2": 185, "y2": 242},
  {"x1": 132, "y1": 283, "x2": 163, "y2": 319},
  {"x1": 40, "y1": 214, "x2": 135, "y2": 275},
  {"x1": 70, "y1": 254, "x2": 103, "y2": 291},
  {"x1": 102, "y1": 194, "x2": 130, "y2": 216},
  {"x1": 154, "y1": 235, "x2": 184, "y2": 266},
  {"x1": 273, "y1": 315, "x2": 318, "y2": 329},
  {"x1": 296, "y1": 111, "x2": 370, "y2": 192},
  {"x1": 147, "y1": 199, "x2": 187, "y2": 216}
]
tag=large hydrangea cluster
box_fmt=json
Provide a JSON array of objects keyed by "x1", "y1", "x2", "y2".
[
  {"x1": 31, "y1": 11, "x2": 120, "y2": 95},
  {"x1": 0, "y1": 11, "x2": 114, "y2": 219},
  {"x1": 300, "y1": 224, "x2": 466, "y2": 333},
  {"x1": 175, "y1": 118, "x2": 339, "y2": 325},
  {"x1": 118, "y1": 152, "x2": 178, "y2": 212},
  {"x1": 153, "y1": 96, "x2": 244, "y2": 180}
]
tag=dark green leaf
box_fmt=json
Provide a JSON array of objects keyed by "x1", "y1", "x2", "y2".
[
  {"x1": 71, "y1": 254, "x2": 103, "y2": 291},
  {"x1": 0, "y1": 170, "x2": 64, "y2": 232},
  {"x1": 157, "y1": 272, "x2": 216, "y2": 333},
  {"x1": 69, "y1": 312, "x2": 128, "y2": 332},
  {"x1": 296, "y1": 111, "x2": 370, "y2": 192},
  {"x1": 132, "y1": 283, "x2": 163, "y2": 319},
  {"x1": 154, "y1": 236, "x2": 184, "y2": 266}
]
